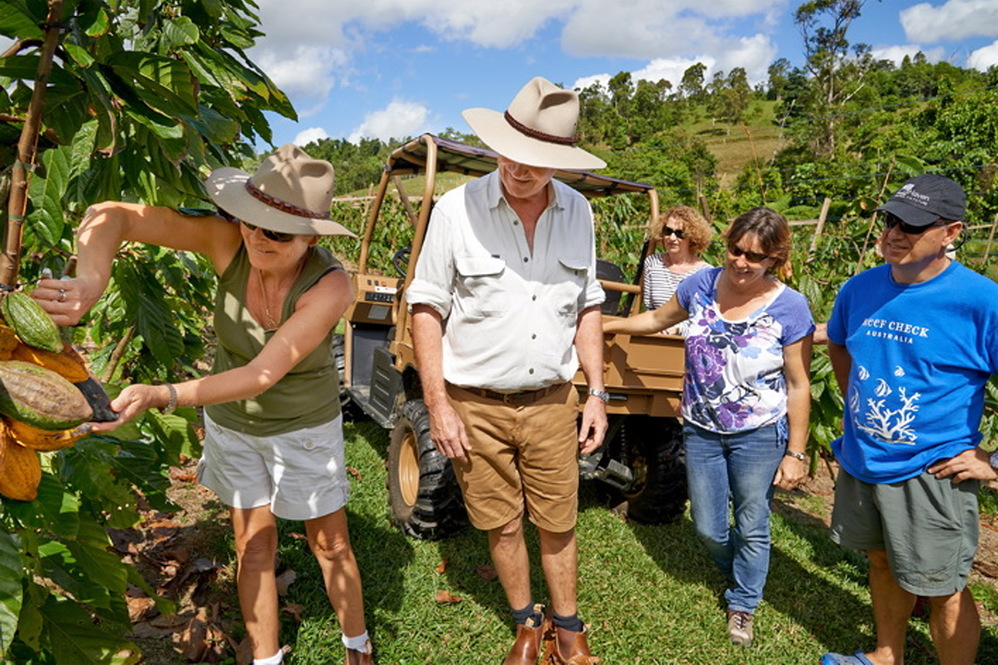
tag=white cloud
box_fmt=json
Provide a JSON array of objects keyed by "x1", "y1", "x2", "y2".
[
  {"x1": 294, "y1": 127, "x2": 331, "y2": 146},
  {"x1": 349, "y1": 99, "x2": 430, "y2": 143},
  {"x1": 632, "y1": 57, "x2": 718, "y2": 89},
  {"x1": 572, "y1": 74, "x2": 611, "y2": 91},
  {"x1": 968, "y1": 40, "x2": 998, "y2": 71},
  {"x1": 714, "y1": 34, "x2": 777, "y2": 86},
  {"x1": 254, "y1": 45, "x2": 351, "y2": 116},
  {"x1": 900, "y1": 0, "x2": 998, "y2": 43},
  {"x1": 870, "y1": 44, "x2": 946, "y2": 65}
]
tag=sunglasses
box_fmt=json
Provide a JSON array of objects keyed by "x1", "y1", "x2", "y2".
[
  {"x1": 882, "y1": 213, "x2": 949, "y2": 235},
  {"x1": 241, "y1": 220, "x2": 295, "y2": 243},
  {"x1": 661, "y1": 227, "x2": 685, "y2": 239},
  {"x1": 727, "y1": 245, "x2": 772, "y2": 263}
]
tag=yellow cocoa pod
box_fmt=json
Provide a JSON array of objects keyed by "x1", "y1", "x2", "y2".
[
  {"x1": 0, "y1": 425, "x2": 42, "y2": 501},
  {"x1": 10, "y1": 342, "x2": 90, "y2": 383},
  {"x1": 6, "y1": 418, "x2": 92, "y2": 451},
  {"x1": 0, "y1": 324, "x2": 18, "y2": 360}
]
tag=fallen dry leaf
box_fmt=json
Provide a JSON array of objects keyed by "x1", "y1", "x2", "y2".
[
  {"x1": 126, "y1": 595, "x2": 157, "y2": 623},
  {"x1": 283, "y1": 603, "x2": 304, "y2": 622},
  {"x1": 434, "y1": 590, "x2": 462, "y2": 604},
  {"x1": 288, "y1": 531, "x2": 308, "y2": 541},
  {"x1": 347, "y1": 466, "x2": 362, "y2": 480},
  {"x1": 276, "y1": 569, "x2": 297, "y2": 596},
  {"x1": 435, "y1": 557, "x2": 449, "y2": 574},
  {"x1": 475, "y1": 565, "x2": 498, "y2": 581}
]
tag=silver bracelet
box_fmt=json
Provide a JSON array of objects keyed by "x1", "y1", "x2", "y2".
[
  {"x1": 160, "y1": 383, "x2": 178, "y2": 415},
  {"x1": 784, "y1": 450, "x2": 806, "y2": 461}
]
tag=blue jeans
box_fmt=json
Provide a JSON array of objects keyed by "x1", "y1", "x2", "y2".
[{"x1": 683, "y1": 421, "x2": 786, "y2": 613}]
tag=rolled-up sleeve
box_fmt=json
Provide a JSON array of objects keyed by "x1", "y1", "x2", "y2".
[{"x1": 406, "y1": 206, "x2": 455, "y2": 318}]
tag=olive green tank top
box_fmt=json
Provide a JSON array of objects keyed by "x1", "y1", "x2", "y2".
[{"x1": 205, "y1": 243, "x2": 342, "y2": 435}]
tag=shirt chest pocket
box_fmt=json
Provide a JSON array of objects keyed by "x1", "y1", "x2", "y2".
[
  {"x1": 554, "y1": 256, "x2": 590, "y2": 319},
  {"x1": 455, "y1": 256, "x2": 508, "y2": 317}
]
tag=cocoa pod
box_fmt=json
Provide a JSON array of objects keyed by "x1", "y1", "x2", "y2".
[
  {"x1": 1, "y1": 291, "x2": 62, "y2": 353},
  {"x1": 0, "y1": 360, "x2": 93, "y2": 430},
  {"x1": 0, "y1": 424, "x2": 42, "y2": 501},
  {"x1": 7, "y1": 418, "x2": 92, "y2": 451},
  {"x1": 11, "y1": 343, "x2": 89, "y2": 383}
]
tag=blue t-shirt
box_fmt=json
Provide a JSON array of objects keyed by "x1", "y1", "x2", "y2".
[
  {"x1": 677, "y1": 267, "x2": 814, "y2": 433},
  {"x1": 827, "y1": 261, "x2": 998, "y2": 484}
]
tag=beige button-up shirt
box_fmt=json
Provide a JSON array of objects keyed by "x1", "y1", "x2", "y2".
[{"x1": 407, "y1": 170, "x2": 604, "y2": 391}]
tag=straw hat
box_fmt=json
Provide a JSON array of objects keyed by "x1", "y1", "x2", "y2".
[
  {"x1": 462, "y1": 77, "x2": 606, "y2": 170},
  {"x1": 206, "y1": 144, "x2": 355, "y2": 236}
]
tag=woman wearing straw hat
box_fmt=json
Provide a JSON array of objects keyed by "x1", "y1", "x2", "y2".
[{"x1": 34, "y1": 144, "x2": 374, "y2": 665}]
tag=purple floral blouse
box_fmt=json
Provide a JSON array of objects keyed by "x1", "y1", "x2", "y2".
[{"x1": 676, "y1": 268, "x2": 814, "y2": 434}]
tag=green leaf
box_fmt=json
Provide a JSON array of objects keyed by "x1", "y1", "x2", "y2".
[
  {"x1": 106, "y1": 52, "x2": 197, "y2": 117},
  {"x1": 3, "y1": 472, "x2": 81, "y2": 539},
  {"x1": 0, "y1": 1, "x2": 43, "y2": 41},
  {"x1": 26, "y1": 145, "x2": 72, "y2": 249},
  {"x1": 63, "y1": 42, "x2": 95, "y2": 68},
  {"x1": 0, "y1": 530, "x2": 23, "y2": 655},
  {"x1": 163, "y1": 16, "x2": 199, "y2": 48},
  {"x1": 39, "y1": 596, "x2": 141, "y2": 665},
  {"x1": 38, "y1": 540, "x2": 113, "y2": 608},
  {"x1": 80, "y1": 6, "x2": 110, "y2": 37}
]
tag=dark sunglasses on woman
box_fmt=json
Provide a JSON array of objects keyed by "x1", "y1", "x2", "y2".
[
  {"x1": 727, "y1": 245, "x2": 771, "y2": 263},
  {"x1": 661, "y1": 227, "x2": 685, "y2": 239},
  {"x1": 882, "y1": 212, "x2": 949, "y2": 235},
  {"x1": 241, "y1": 220, "x2": 296, "y2": 243}
]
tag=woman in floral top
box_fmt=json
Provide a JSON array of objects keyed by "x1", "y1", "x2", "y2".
[{"x1": 604, "y1": 207, "x2": 814, "y2": 649}]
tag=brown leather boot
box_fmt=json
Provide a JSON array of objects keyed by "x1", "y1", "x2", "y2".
[
  {"x1": 503, "y1": 613, "x2": 545, "y2": 665},
  {"x1": 541, "y1": 623, "x2": 600, "y2": 665},
  {"x1": 344, "y1": 640, "x2": 374, "y2": 665}
]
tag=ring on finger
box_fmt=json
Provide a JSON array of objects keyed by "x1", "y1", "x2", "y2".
[{"x1": 57, "y1": 288, "x2": 66, "y2": 303}]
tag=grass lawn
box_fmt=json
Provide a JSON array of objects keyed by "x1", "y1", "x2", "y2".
[{"x1": 261, "y1": 419, "x2": 998, "y2": 665}]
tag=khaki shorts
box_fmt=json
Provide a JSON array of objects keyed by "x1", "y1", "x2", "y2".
[
  {"x1": 198, "y1": 412, "x2": 350, "y2": 521},
  {"x1": 829, "y1": 467, "x2": 979, "y2": 596},
  {"x1": 447, "y1": 382, "x2": 580, "y2": 533}
]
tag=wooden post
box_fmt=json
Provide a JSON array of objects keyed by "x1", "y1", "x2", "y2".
[
  {"x1": 982, "y1": 213, "x2": 998, "y2": 265},
  {"x1": 1, "y1": 0, "x2": 65, "y2": 286},
  {"x1": 807, "y1": 198, "x2": 832, "y2": 262}
]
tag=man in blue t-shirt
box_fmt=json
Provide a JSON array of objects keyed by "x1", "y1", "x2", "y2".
[{"x1": 820, "y1": 174, "x2": 998, "y2": 665}]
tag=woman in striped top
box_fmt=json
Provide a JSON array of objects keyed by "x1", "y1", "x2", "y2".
[{"x1": 642, "y1": 205, "x2": 714, "y2": 334}]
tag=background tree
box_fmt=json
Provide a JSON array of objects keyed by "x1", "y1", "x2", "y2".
[{"x1": 0, "y1": 0, "x2": 297, "y2": 662}]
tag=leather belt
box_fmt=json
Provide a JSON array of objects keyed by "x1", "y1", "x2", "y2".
[{"x1": 461, "y1": 382, "x2": 566, "y2": 406}]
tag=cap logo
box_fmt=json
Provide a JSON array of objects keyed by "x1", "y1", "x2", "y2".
[{"x1": 895, "y1": 183, "x2": 930, "y2": 206}]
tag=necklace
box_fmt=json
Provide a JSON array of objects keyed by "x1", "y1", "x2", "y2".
[{"x1": 255, "y1": 254, "x2": 307, "y2": 330}]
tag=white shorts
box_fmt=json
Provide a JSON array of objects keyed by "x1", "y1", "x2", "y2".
[{"x1": 198, "y1": 412, "x2": 350, "y2": 521}]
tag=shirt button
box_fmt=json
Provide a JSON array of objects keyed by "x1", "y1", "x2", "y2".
[
  {"x1": 528, "y1": 368, "x2": 534, "y2": 374},
  {"x1": 532, "y1": 295, "x2": 537, "y2": 301},
  {"x1": 303, "y1": 440, "x2": 315, "y2": 450},
  {"x1": 523, "y1": 257, "x2": 529, "y2": 263},
  {"x1": 531, "y1": 334, "x2": 537, "y2": 339},
  {"x1": 513, "y1": 220, "x2": 520, "y2": 225}
]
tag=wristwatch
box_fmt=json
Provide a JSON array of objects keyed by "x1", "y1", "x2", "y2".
[
  {"x1": 588, "y1": 388, "x2": 610, "y2": 403},
  {"x1": 785, "y1": 450, "x2": 807, "y2": 461}
]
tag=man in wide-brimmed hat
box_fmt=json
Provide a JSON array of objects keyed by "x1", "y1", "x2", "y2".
[
  {"x1": 408, "y1": 77, "x2": 607, "y2": 665},
  {"x1": 821, "y1": 174, "x2": 998, "y2": 665}
]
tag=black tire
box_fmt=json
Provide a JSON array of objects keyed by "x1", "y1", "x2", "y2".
[
  {"x1": 386, "y1": 399, "x2": 468, "y2": 539},
  {"x1": 331, "y1": 334, "x2": 358, "y2": 420},
  {"x1": 607, "y1": 415, "x2": 687, "y2": 524}
]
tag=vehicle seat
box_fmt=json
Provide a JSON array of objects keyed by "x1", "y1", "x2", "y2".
[{"x1": 596, "y1": 259, "x2": 627, "y2": 316}]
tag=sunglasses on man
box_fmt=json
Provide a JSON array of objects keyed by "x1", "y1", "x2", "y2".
[
  {"x1": 882, "y1": 212, "x2": 950, "y2": 235},
  {"x1": 241, "y1": 220, "x2": 296, "y2": 243},
  {"x1": 727, "y1": 245, "x2": 772, "y2": 263}
]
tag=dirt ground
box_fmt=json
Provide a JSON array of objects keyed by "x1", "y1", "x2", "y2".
[{"x1": 119, "y1": 455, "x2": 998, "y2": 664}]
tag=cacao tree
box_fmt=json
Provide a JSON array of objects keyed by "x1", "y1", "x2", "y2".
[{"x1": 0, "y1": 0, "x2": 296, "y2": 661}]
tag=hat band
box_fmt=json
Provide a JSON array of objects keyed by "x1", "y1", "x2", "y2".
[
  {"x1": 245, "y1": 181, "x2": 330, "y2": 220},
  {"x1": 503, "y1": 110, "x2": 578, "y2": 146}
]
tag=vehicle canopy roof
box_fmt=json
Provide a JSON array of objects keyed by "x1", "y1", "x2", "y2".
[{"x1": 385, "y1": 134, "x2": 654, "y2": 199}]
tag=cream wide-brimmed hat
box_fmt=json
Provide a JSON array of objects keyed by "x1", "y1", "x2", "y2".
[
  {"x1": 462, "y1": 77, "x2": 606, "y2": 170},
  {"x1": 205, "y1": 143, "x2": 356, "y2": 237}
]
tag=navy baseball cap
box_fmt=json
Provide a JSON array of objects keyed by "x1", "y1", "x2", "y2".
[{"x1": 876, "y1": 174, "x2": 966, "y2": 227}]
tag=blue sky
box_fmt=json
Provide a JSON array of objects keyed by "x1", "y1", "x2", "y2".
[{"x1": 247, "y1": 0, "x2": 998, "y2": 148}]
